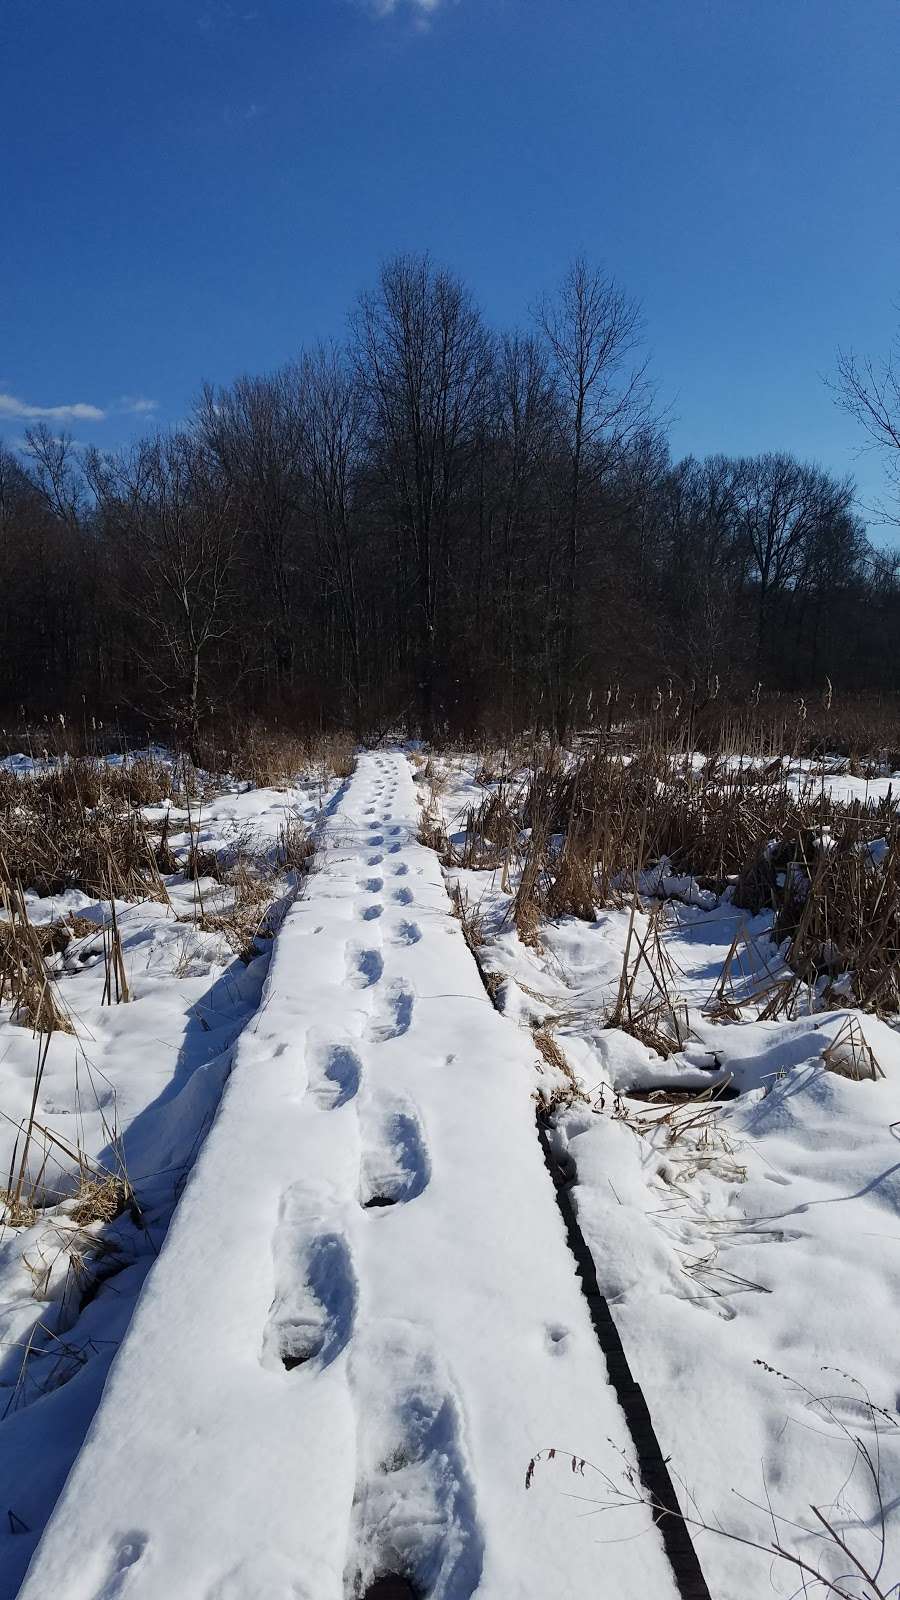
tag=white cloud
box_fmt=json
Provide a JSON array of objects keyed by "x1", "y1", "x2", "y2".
[
  {"x1": 117, "y1": 396, "x2": 159, "y2": 416},
  {"x1": 0, "y1": 392, "x2": 106, "y2": 425}
]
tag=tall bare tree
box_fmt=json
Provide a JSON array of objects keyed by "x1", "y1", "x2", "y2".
[
  {"x1": 194, "y1": 373, "x2": 304, "y2": 690},
  {"x1": 297, "y1": 344, "x2": 366, "y2": 732},
  {"x1": 536, "y1": 258, "x2": 651, "y2": 734},
  {"x1": 352, "y1": 253, "x2": 492, "y2": 734},
  {"x1": 107, "y1": 433, "x2": 241, "y2": 753}
]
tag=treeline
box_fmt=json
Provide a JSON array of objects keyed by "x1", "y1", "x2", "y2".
[{"x1": 2, "y1": 254, "x2": 899, "y2": 744}]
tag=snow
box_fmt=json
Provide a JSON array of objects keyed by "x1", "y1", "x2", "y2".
[
  {"x1": 430, "y1": 751, "x2": 900, "y2": 1600},
  {"x1": 15, "y1": 752, "x2": 680, "y2": 1600},
  {"x1": 6, "y1": 745, "x2": 899, "y2": 1599},
  {"x1": 0, "y1": 767, "x2": 337, "y2": 1596}
]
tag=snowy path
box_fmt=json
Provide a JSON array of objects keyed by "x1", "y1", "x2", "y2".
[{"x1": 18, "y1": 752, "x2": 679, "y2": 1600}]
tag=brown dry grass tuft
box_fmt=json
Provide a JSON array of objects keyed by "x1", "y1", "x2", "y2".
[
  {"x1": 418, "y1": 804, "x2": 448, "y2": 856},
  {"x1": 821, "y1": 1017, "x2": 885, "y2": 1082},
  {"x1": 533, "y1": 1026, "x2": 588, "y2": 1112},
  {"x1": 0, "y1": 880, "x2": 74, "y2": 1034}
]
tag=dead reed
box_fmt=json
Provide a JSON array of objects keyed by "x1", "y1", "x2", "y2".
[{"x1": 437, "y1": 734, "x2": 900, "y2": 1016}]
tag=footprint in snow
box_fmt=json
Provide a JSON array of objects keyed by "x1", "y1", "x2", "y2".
[
  {"x1": 392, "y1": 887, "x2": 413, "y2": 906},
  {"x1": 344, "y1": 1322, "x2": 483, "y2": 1598},
  {"x1": 361, "y1": 877, "x2": 384, "y2": 894},
  {"x1": 391, "y1": 921, "x2": 421, "y2": 947},
  {"x1": 368, "y1": 834, "x2": 384, "y2": 846},
  {"x1": 367, "y1": 977, "x2": 414, "y2": 1040},
  {"x1": 360, "y1": 904, "x2": 384, "y2": 922},
  {"x1": 387, "y1": 843, "x2": 402, "y2": 855},
  {"x1": 358, "y1": 1097, "x2": 429, "y2": 1208},
  {"x1": 90, "y1": 1534, "x2": 149, "y2": 1600},
  {"x1": 306, "y1": 1032, "x2": 363, "y2": 1108},
  {"x1": 367, "y1": 853, "x2": 384, "y2": 866},
  {"x1": 346, "y1": 944, "x2": 384, "y2": 991},
  {"x1": 262, "y1": 1218, "x2": 356, "y2": 1371}
]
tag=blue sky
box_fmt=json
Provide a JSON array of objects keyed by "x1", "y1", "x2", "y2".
[{"x1": 2, "y1": 0, "x2": 899, "y2": 533}]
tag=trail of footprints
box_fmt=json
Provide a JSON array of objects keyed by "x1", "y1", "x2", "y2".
[{"x1": 261, "y1": 761, "x2": 479, "y2": 1598}]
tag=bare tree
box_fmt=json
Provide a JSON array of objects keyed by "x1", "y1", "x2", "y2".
[
  {"x1": 536, "y1": 258, "x2": 651, "y2": 734},
  {"x1": 492, "y1": 332, "x2": 558, "y2": 705},
  {"x1": 296, "y1": 344, "x2": 366, "y2": 733},
  {"x1": 194, "y1": 373, "x2": 304, "y2": 691},
  {"x1": 108, "y1": 433, "x2": 241, "y2": 753},
  {"x1": 834, "y1": 327, "x2": 900, "y2": 525},
  {"x1": 352, "y1": 253, "x2": 492, "y2": 735},
  {"x1": 23, "y1": 425, "x2": 85, "y2": 528},
  {"x1": 735, "y1": 452, "x2": 854, "y2": 664}
]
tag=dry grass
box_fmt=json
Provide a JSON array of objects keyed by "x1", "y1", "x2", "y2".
[
  {"x1": 578, "y1": 687, "x2": 900, "y2": 772},
  {"x1": 418, "y1": 801, "x2": 449, "y2": 855},
  {"x1": 0, "y1": 881, "x2": 74, "y2": 1033},
  {"x1": 194, "y1": 814, "x2": 316, "y2": 961},
  {"x1": 438, "y1": 734, "x2": 900, "y2": 1016},
  {"x1": 821, "y1": 1016, "x2": 885, "y2": 1081},
  {"x1": 67, "y1": 1173, "x2": 130, "y2": 1226},
  {"x1": 449, "y1": 883, "x2": 485, "y2": 951},
  {"x1": 0, "y1": 758, "x2": 178, "y2": 901},
  {"x1": 533, "y1": 1026, "x2": 588, "y2": 1114},
  {"x1": 194, "y1": 724, "x2": 355, "y2": 788}
]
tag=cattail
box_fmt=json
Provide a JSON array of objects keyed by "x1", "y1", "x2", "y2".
[
  {"x1": 823, "y1": 676, "x2": 833, "y2": 711},
  {"x1": 797, "y1": 697, "x2": 807, "y2": 722},
  {"x1": 652, "y1": 685, "x2": 662, "y2": 712}
]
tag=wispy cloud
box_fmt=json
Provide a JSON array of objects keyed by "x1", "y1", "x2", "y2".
[
  {"x1": 0, "y1": 391, "x2": 106, "y2": 425},
  {"x1": 117, "y1": 396, "x2": 159, "y2": 416},
  {"x1": 365, "y1": 0, "x2": 444, "y2": 18}
]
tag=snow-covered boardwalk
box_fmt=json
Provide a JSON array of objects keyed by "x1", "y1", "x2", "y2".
[{"x1": 19, "y1": 753, "x2": 678, "y2": 1600}]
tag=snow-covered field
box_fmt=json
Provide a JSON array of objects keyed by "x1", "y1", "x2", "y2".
[
  {"x1": 431, "y1": 752, "x2": 900, "y2": 1600},
  {"x1": 0, "y1": 762, "x2": 340, "y2": 1598},
  {"x1": 4, "y1": 745, "x2": 899, "y2": 1600},
  {"x1": 13, "y1": 751, "x2": 682, "y2": 1600}
]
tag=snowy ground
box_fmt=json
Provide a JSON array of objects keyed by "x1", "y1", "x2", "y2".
[
  {"x1": 431, "y1": 752, "x2": 900, "y2": 1600},
  {"x1": 0, "y1": 764, "x2": 339, "y2": 1598},
  {"x1": 7, "y1": 747, "x2": 900, "y2": 1600},
  {"x1": 16, "y1": 752, "x2": 682, "y2": 1600}
]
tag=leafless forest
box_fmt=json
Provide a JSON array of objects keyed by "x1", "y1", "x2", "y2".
[{"x1": 3, "y1": 254, "x2": 899, "y2": 749}]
